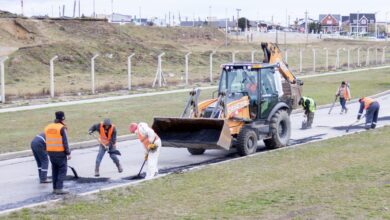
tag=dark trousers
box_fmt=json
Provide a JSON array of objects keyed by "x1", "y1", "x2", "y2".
[
  {"x1": 339, "y1": 97, "x2": 347, "y2": 112},
  {"x1": 366, "y1": 102, "x2": 380, "y2": 129},
  {"x1": 306, "y1": 112, "x2": 315, "y2": 128},
  {"x1": 49, "y1": 155, "x2": 67, "y2": 190},
  {"x1": 31, "y1": 145, "x2": 49, "y2": 181}
]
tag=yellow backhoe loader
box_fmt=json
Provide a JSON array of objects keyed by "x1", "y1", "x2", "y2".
[{"x1": 152, "y1": 43, "x2": 303, "y2": 156}]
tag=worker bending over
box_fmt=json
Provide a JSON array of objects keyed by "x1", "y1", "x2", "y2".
[
  {"x1": 129, "y1": 122, "x2": 161, "y2": 179},
  {"x1": 31, "y1": 132, "x2": 51, "y2": 183},
  {"x1": 358, "y1": 97, "x2": 380, "y2": 129},
  {"x1": 299, "y1": 96, "x2": 316, "y2": 129},
  {"x1": 45, "y1": 111, "x2": 71, "y2": 195},
  {"x1": 335, "y1": 81, "x2": 351, "y2": 114},
  {"x1": 89, "y1": 119, "x2": 123, "y2": 177}
]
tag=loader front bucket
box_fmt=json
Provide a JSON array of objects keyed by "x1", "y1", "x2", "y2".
[{"x1": 152, "y1": 117, "x2": 232, "y2": 150}]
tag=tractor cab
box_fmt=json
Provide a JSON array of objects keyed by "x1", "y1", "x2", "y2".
[{"x1": 219, "y1": 63, "x2": 284, "y2": 120}]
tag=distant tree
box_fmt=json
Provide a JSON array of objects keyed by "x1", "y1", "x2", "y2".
[
  {"x1": 309, "y1": 22, "x2": 321, "y2": 33},
  {"x1": 238, "y1": 17, "x2": 250, "y2": 31}
]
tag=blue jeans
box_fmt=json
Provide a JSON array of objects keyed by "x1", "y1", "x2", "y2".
[
  {"x1": 339, "y1": 97, "x2": 347, "y2": 112},
  {"x1": 95, "y1": 145, "x2": 120, "y2": 167}
]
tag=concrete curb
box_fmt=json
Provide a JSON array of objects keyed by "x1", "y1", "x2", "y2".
[
  {"x1": 0, "y1": 135, "x2": 138, "y2": 161},
  {"x1": 1, "y1": 91, "x2": 388, "y2": 162}
]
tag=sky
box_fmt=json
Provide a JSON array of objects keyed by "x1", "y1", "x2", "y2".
[{"x1": 1, "y1": 0, "x2": 390, "y2": 24}]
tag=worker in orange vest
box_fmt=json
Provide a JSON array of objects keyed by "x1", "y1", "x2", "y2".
[
  {"x1": 89, "y1": 119, "x2": 122, "y2": 177},
  {"x1": 358, "y1": 97, "x2": 380, "y2": 129},
  {"x1": 335, "y1": 81, "x2": 351, "y2": 114},
  {"x1": 45, "y1": 111, "x2": 71, "y2": 195},
  {"x1": 129, "y1": 122, "x2": 161, "y2": 179}
]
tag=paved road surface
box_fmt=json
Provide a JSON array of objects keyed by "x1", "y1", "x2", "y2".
[{"x1": 0, "y1": 94, "x2": 389, "y2": 212}]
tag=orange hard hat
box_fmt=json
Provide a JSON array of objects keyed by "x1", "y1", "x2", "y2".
[{"x1": 129, "y1": 123, "x2": 138, "y2": 133}]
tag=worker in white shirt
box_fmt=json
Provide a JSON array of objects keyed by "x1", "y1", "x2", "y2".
[{"x1": 129, "y1": 122, "x2": 161, "y2": 179}]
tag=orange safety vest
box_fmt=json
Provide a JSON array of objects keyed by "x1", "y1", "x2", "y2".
[
  {"x1": 137, "y1": 130, "x2": 159, "y2": 150},
  {"x1": 99, "y1": 123, "x2": 115, "y2": 146},
  {"x1": 362, "y1": 97, "x2": 374, "y2": 110},
  {"x1": 338, "y1": 86, "x2": 351, "y2": 100},
  {"x1": 45, "y1": 123, "x2": 65, "y2": 152}
]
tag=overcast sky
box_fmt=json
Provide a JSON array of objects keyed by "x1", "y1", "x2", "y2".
[{"x1": 1, "y1": 0, "x2": 390, "y2": 23}]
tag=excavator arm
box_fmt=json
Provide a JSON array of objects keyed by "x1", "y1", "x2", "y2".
[{"x1": 261, "y1": 42, "x2": 299, "y2": 84}]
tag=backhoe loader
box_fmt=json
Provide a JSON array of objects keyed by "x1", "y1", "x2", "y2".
[{"x1": 152, "y1": 43, "x2": 303, "y2": 156}]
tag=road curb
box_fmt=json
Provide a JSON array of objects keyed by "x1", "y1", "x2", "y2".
[{"x1": 0, "y1": 135, "x2": 138, "y2": 161}]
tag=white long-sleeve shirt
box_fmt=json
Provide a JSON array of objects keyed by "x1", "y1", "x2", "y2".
[{"x1": 137, "y1": 122, "x2": 158, "y2": 144}]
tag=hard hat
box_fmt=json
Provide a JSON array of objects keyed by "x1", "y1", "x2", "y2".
[
  {"x1": 103, "y1": 118, "x2": 112, "y2": 126},
  {"x1": 129, "y1": 123, "x2": 138, "y2": 133}
]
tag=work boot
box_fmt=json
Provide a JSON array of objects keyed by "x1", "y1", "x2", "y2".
[
  {"x1": 345, "y1": 108, "x2": 348, "y2": 114},
  {"x1": 95, "y1": 165, "x2": 100, "y2": 177},
  {"x1": 40, "y1": 179, "x2": 52, "y2": 184},
  {"x1": 53, "y1": 189, "x2": 69, "y2": 195}
]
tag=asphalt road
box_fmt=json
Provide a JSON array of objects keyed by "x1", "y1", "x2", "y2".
[{"x1": 0, "y1": 94, "x2": 389, "y2": 212}]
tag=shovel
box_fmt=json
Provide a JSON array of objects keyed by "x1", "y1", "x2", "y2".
[
  {"x1": 346, "y1": 115, "x2": 366, "y2": 133},
  {"x1": 68, "y1": 165, "x2": 79, "y2": 179},
  {"x1": 129, "y1": 151, "x2": 150, "y2": 180},
  {"x1": 328, "y1": 96, "x2": 338, "y2": 114},
  {"x1": 90, "y1": 132, "x2": 121, "y2": 156}
]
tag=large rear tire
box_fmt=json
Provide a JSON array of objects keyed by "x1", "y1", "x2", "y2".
[
  {"x1": 264, "y1": 110, "x2": 291, "y2": 149},
  {"x1": 236, "y1": 127, "x2": 258, "y2": 156},
  {"x1": 187, "y1": 148, "x2": 206, "y2": 155}
]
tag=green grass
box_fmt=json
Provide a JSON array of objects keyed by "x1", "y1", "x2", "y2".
[
  {"x1": 0, "y1": 68, "x2": 389, "y2": 153},
  {"x1": 5, "y1": 126, "x2": 390, "y2": 219}
]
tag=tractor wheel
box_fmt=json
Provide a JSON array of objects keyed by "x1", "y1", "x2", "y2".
[
  {"x1": 236, "y1": 127, "x2": 258, "y2": 156},
  {"x1": 264, "y1": 110, "x2": 291, "y2": 149},
  {"x1": 187, "y1": 148, "x2": 206, "y2": 155}
]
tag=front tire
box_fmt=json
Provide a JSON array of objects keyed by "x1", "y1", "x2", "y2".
[
  {"x1": 236, "y1": 127, "x2": 258, "y2": 156},
  {"x1": 264, "y1": 110, "x2": 291, "y2": 149},
  {"x1": 187, "y1": 148, "x2": 206, "y2": 155}
]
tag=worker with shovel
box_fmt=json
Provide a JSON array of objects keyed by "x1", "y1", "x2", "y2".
[
  {"x1": 129, "y1": 122, "x2": 161, "y2": 180},
  {"x1": 45, "y1": 111, "x2": 71, "y2": 195},
  {"x1": 299, "y1": 96, "x2": 316, "y2": 129},
  {"x1": 357, "y1": 97, "x2": 380, "y2": 130},
  {"x1": 89, "y1": 119, "x2": 123, "y2": 177},
  {"x1": 335, "y1": 81, "x2": 351, "y2": 114},
  {"x1": 30, "y1": 132, "x2": 51, "y2": 184}
]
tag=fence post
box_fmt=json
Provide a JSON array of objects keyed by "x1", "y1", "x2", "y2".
[
  {"x1": 127, "y1": 53, "x2": 135, "y2": 90},
  {"x1": 357, "y1": 48, "x2": 361, "y2": 67},
  {"x1": 323, "y1": 48, "x2": 328, "y2": 72},
  {"x1": 375, "y1": 48, "x2": 378, "y2": 65},
  {"x1": 49, "y1": 56, "x2": 58, "y2": 98},
  {"x1": 185, "y1": 52, "x2": 191, "y2": 85},
  {"x1": 0, "y1": 57, "x2": 8, "y2": 103},
  {"x1": 91, "y1": 54, "x2": 99, "y2": 94},
  {"x1": 285, "y1": 49, "x2": 288, "y2": 63},
  {"x1": 347, "y1": 48, "x2": 350, "y2": 70},
  {"x1": 312, "y1": 49, "x2": 316, "y2": 72},
  {"x1": 299, "y1": 49, "x2": 304, "y2": 73},
  {"x1": 251, "y1": 50, "x2": 256, "y2": 63},
  {"x1": 232, "y1": 51, "x2": 239, "y2": 63},
  {"x1": 366, "y1": 48, "x2": 371, "y2": 67},
  {"x1": 209, "y1": 51, "x2": 216, "y2": 82},
  {"x1": 153, "y1": 53, "x2": 166, "y2": 88},
  {"x1": 382, "y1": 47, "x2": 387, "y2": 64}
]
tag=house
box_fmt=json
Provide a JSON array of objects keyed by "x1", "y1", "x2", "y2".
[
  {"x1": 319, "y1": 14, "x2": 340, "y2": 33},
  {"x1": 109, "y1": 13, "x2": 132, "y2": 24},
  {"x1": 349, "y1": 13, "x2": 376, "y2": 34}
]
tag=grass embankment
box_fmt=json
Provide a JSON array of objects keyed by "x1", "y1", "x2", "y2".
[
  {"x1": 0, "y1": 68, "x2": 389, "y2": 153},
  {"x1": 5, "y1": 126, "x2": 390, "y2": 219},
  {"x1": 2, "y1": 17, "x2": 390, "y2": 98}
]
